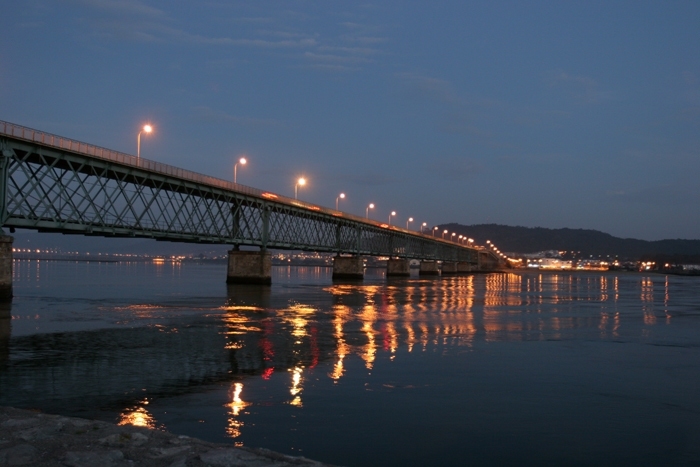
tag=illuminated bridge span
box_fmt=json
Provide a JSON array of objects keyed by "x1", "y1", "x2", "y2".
[{"x1": 0, "y1": 120, "x2": 501, "y2": 291}]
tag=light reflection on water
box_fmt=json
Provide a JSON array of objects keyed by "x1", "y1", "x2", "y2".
[{"x1": 2, "y1": 260, "x2": 700, "y2": 465}]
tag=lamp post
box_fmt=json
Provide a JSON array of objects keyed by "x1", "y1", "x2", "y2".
[
  {"x1": 459, "y1": 235, "x2": 464, "y2": 244},
  {"x1": 451, "y1": 232, "x2": 457, "y2": 242},
  {"x1": 366, "y1": 203, "x2": 374, "y2": 219},
  {"x1": 137, "y1": 124, "x2": 152, "y2": 160},
  {"x1": 433, "y1": 227, "x2": 438, "y2": 237},
  {"x1": 421, "y1": 222, "x2": 427, "y2": 233},
  {"x1": 406, "y1": 217, "x2": 413, "y2": 230},
  {"x1": 234, "y1": 157, "x2": 247, "y2": 184},
  {"x1": 389, "y1": 211, "x2": 396, "y2": 225},
  {"x1": 442, "y1": 229, "x2": 448, "y2": 239},
  {"x1": 336, "y1": 193, "x2": 345, "y2": 211},
  {"x1": 295, "y1": 177, "x2": 306, "y2": 199}
]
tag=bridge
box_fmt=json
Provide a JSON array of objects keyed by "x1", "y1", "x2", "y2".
[{"x1": 0, "y1": 120, "x2": 502, "y2": 296}]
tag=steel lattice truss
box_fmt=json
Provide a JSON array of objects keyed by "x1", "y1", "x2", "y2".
[{"x1": 0, "y1": 136, "x2": 478, "y2": 262}]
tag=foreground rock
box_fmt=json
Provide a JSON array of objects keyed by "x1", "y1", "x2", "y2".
[{"x1": 0, "y1": 407, "x2": 331, "y2": 467}]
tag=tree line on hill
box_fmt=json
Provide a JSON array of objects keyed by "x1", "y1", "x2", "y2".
[{"x1": 439, "y1": 224, "x2": 700, "y2": 263}]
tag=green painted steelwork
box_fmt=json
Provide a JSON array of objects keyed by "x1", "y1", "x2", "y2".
[{"x1": 0, "y1": 120, "x2": 492, "y2": 263}]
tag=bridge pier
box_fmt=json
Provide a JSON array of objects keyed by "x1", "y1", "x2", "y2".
[
  {"x1": 332, "y1": 255, "x2": 364, "y2": 280},
  {"x1": 441, "y1": 261, "x2": 458, "y2": 275},
  {"x1": 478, "y1": 251, "x2": 498, "y2": 271},
  {"x1": 0, "y1": 236, "x2": 12, "y2": 300},
  {"x1": 386, "y1": 258, "x2": 410, "y2": 277},
  {"x1": 457, "y1": 261, "x2": 472, "y2": 274},
  {"x1": 226, "y1": 250, "x2": 271, "y2": 285},
  {"x1": 0, "y1": 301, "x2": 9, "y2": 364},
  {"x1": 419, "y1": 260, "x2": 439, "y2": 276}
]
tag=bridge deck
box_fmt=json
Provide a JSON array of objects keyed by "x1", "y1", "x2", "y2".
[{"x1": 0, "y1": 120, "x2": 498, "y2": 264}]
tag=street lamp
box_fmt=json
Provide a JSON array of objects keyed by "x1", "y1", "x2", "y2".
[
  {"x1": 421, "y1": 222, "x2": 427, "y2": 233},
  {"x1": 442, "y1": 229, "x2": 448, "y2": 239},
  {"x1": 451, "y1": 232, "x2": 456, "y2": 242},
  {"x1": 406, "y1": 217, "x2": 413, "y2": 230},
  {"x1": 295, "y1": 177, "x2": 306, "y2": 199},
  {"x1": 388, "y1": 211, "x2": 396, "y2": 225},
  {"x1": 336, "y1": 193, "x2": 345, "y2": 210},
  {"x1": 366, "y1": 203, "x2": 374, "y2": 219},
  {"x1": 459, "y1": 235, "x2": 464, "y2": 244},
  {"x1": 137, "y1": 124, "x2": 153, "y2": 160},
  {"x1": 234, "y1": 157, "x2": 247, "y2": 184},
  {"x1": 433, "y1": 227, "x2": 438, "y2": 237}
]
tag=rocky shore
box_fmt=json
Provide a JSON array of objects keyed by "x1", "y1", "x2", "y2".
[{"x1": 0, "y1": 407, "x2": 331, "y2": 467}]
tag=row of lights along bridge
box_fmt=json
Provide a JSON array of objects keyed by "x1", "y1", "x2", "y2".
[{"x1": 135, "y1": 124, "x2": 484, "y2": 243}]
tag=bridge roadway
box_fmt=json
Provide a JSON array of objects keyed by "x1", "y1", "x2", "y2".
[{"x1": 0, "y1": 120, "x2": 501, "y2": 294}]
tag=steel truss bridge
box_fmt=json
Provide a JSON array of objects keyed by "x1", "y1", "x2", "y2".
[{"x1": 0, "y1": 120, "x2": 488, "y2": 264}]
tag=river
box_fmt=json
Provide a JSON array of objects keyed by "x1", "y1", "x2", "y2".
[{"x1": 1, "y1": 260, "x2": 700, "y2": 466}]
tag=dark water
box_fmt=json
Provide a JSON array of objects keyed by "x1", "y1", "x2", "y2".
[{"x1": 2, "y1": 260, "x2": 700, "y2": 466}]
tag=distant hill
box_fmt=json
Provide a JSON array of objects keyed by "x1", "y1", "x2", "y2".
[
  {"x1": 10, "y1": 225, "x2": 700, "y2": 262},
  {"x1": 439, "y1": 224, "x2": 700, "y2": 261},
  {"x1": 10, "y1": 229, "x2": 230, "y2": 257}
]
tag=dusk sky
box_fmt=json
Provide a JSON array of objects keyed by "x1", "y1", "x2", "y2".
[{"x1": 2, "y1": 1, "x2": 699, "y2": 241}]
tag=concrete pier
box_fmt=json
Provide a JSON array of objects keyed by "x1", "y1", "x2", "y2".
[
  {"x1": 386, "y1": 258, "x2": 410, "y2": 277},
  {"x1": 419, "y1": 261, "x2": 439, "y2": 276},
  {"x1": 457, "y1": 261, "x2": 472, "y2": 273},
  {"x1": 0, "y1": 302, "x2": 9, "y2": 364},
  {"x1": 226, "y1": 250, "x2": 271, "y2": 285},
  {"x1": 441, "y1": 261, "x2": 458, "y2": 275},
  {"x1": 332, "y1": 255, "x2": 364, "y2": 280},
  {"x1": 478, "y1": 251, "x2": 498, "y2": 271},
  {"x1": 0, "y1": 236, "x2": 13, "y2": 301}
]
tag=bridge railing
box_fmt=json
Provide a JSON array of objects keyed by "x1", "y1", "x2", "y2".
[{"x1": 0, "y1": 119, "x2": 475, "y2": 251}]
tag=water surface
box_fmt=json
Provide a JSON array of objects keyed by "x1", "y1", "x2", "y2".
[{"x1": 2, "y1": 260, "x2": 700, "y2": 466}]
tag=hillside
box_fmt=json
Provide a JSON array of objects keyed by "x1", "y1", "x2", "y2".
[
  {"x1": 438, "y1": 224, "x2": 700, "y2": 260},
  {"x1": 10, "y1": 225, "x2": 700, "y2": 262}
]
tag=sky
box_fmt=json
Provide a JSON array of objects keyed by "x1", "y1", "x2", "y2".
[{"x1": 2, "y1": 1, "x2": 699, "y2": 241}]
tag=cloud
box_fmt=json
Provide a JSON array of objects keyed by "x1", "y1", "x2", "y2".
[
  {"x1": 334, "y1": 172, "x2": 397, "y2": 187},
  {"x1": 427, "y1": 158, "x2": 483, "y2": 181},
  {"x1": 546, "y1": 70, "x2": 607, "y2": 104},
  {"x1": 306, "y1": 63, "x2": 360, "y2": 72},
  {"x1": 70, "y1": 1, "x2": 385, "y2": 71},
  {"x1": 317, "y1": 45, "x2": 380, "y2": 56},
  {"x1": 606, "y1": 185, "x2": 698, "y2": 206},
  {"x1": 74, "y1": 0, "x2": 167, "y2": 20},
  {"x1": 440, "y1": 113, "x2": 492, "y2": 137},
  {"x1": 192, "y1": 107, "x2": 282, "y2": 128},
  {"x1": 341, "y1": 36, "x2": 387, "y2": 45},
  {"x1": 304, "y1": 52, "x2": 371, "y2": 64},
  {"x1": 396, "y1": 73, "x2": 461, "y2": 105}
]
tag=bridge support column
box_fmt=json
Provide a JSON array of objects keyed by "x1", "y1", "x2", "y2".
[
  {"x1": 0, "y1": 301, "x2": 9, "y2": 364},
  {"x1": 386, "y1": 258, "x2": 410, "y2": 277},
  {"x1": 332, "y1": 255, "x2": 364, "y2": 280},
  {"x1": 226, "y1": 250, "x2": 271, "y2": 285},
  {"x1": 419, "y1": 261, "x2": 439, "y2": 276},
  {"x1": 441, "y1": 261, "x2": 458, "y2": 275},
  {"x1": 457, "y1": 262, "x2": 472, "y2": 274},
  {"x1": 0, "y1": 236, "x2": 12, "y2": 300},
  {"x1": 478, "y1": 251, "x2": 495, "y2": 271}
]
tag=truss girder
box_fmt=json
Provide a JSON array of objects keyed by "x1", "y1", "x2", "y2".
[{"x1": 0, "y1": 137, "x2": 480, "y2": 262}]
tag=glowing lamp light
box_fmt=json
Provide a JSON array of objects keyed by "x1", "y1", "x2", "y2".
[
  {"x1": 294, "y1": 177, "x2": 306, "y2": 199},
  {"x1": 336, "y1": 193, "x2": 345, "y2": 210},
  {"x1": 137, "y1": 124, "x2": 154, "y2": 160},
  {"x1": 234, "y1": 157, "x2": 247, "y2": 184}
]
